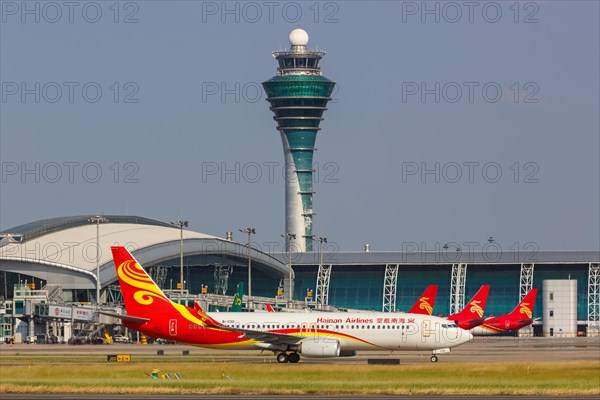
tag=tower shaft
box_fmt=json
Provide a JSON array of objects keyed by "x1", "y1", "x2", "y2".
[{"x1": 262, "y1": 30, "x2": 335, "y2": 252}]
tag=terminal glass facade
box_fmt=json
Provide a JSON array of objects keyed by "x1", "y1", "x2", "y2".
[{"x1": 294, "y1": 263, "x2": 590, "y2": 321}]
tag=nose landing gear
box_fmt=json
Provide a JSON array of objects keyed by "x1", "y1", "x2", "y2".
[{"x1": 430, "y1": 347, "x2": 450, "y2": 362}]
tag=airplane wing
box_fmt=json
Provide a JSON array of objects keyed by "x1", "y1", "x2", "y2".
[
  {"x1": 193, "y1": 304, "x2": 306, "y2": 346},
  {"x1": 229, "y1": 327, "x2": 305, "y2": 345},
  {"x1": 196, "y1": 312, "x2": 305, "y2": 346}
]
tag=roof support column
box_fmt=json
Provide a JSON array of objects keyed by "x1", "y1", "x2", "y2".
[
  {"x1": 588, "y1": 263, "x2": 600, "y2": 336},
  {"x1": 382, "y1": 264, "x2": 399, "y2": 312},
  {"x1": 519, "y1": 263, "x2": 535, "y2": 337},
  {"x1": 449, "y1": 263, "x2": 468, "y2": 315},
  {"x1": 315, "y1": 264, "x2": 332, "y2": 309}
]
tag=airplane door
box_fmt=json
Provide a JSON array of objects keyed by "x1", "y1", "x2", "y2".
[
  {"x1": 422, "y1": 320, "x2": 431, "y2": 338},
  {"x1": 169, "y1": 319, "x2": 177, "y2": 336}
]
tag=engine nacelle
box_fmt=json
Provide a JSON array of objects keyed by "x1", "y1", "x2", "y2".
[
  {"x1": 339, "y1": 350, "x2": 356, "y2": 357},
  {"x1": 298, "y1": 338, "x2": 340, "y2": 358}
]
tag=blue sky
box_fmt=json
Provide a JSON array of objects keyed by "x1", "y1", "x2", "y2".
[{"x1": 1, "y1": 1, "x2": 598, "y2": 252}]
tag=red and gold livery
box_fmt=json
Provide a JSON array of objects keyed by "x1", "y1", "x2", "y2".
[
  {"x1": 472, "y1": 289, "x2": 538, "y2": 335},
  {"x1": 106, "y1": 247, "x2": 472, "y2": 363}
]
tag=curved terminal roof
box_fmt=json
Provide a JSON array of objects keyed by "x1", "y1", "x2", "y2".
[
  {"x1": 0, "y1": 216, "x2": 289, "y2": 290},
  {"x1": 1, "y1": 215, "x2": 173, "y2": 242}
]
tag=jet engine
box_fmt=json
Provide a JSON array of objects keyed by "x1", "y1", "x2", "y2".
[{"x1": 298, "y1": 337, "x2": 340, "y2": 358}]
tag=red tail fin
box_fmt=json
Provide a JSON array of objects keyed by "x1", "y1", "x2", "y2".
[
  {"x1": 464, "y1": 285, "x2": 490, "y2": 319},
  {"x1": 408, "y1": 285, "x2": 438, "y2": 315},
  {"x1": 446, "y1": 285, "x2": 490, "y2": 329},
  {"x1": 111, "y1": 246, "x2": 221, "y2": 330},
  {"x1": 111, "y1": 246, "x2": 174, "y2": 317},
  {"x1": 510, "y1": 288, "x2": 537, "y2": 319}
]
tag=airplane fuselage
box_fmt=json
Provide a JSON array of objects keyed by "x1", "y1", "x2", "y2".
[
  {"x1": 127, "y1": 310, "x2": 472, "y2": 352},
  {"x1": 471, "y1": 317, "x2": 534, "y2": 335}
]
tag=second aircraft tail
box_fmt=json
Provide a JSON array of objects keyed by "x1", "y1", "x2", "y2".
[{"x1": 408, "y1": 285, "x2": 438, "y2": 315}]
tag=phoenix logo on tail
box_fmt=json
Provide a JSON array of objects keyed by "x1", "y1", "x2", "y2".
[
  {"x1": 418, "y1": 297, "x2": 433, "y2": 314},
  {"x1": 469, "y1": 300, "x2": 484, "y2": 318},
  {"x1": 519, "y1": 302, "x2": 532, "y2": 318}
]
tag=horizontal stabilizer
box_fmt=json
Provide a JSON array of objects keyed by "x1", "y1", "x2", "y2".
[{"x1": 98, "y1": 310, "x2": 150, "y2": 324}]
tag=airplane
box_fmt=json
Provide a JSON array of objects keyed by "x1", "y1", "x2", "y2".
[
  {"x1": 445, "y1": 285, "x2": 490, "y2": 329},
  {"x1": 471, "y1": 289, "x2": 538, "y2": 335},
  {"x1": 106, "y1": 246, "x2": 473, "y2": 363},
  {"x1": 407, "y1": 285, "x2": 438, "y2": 315}
]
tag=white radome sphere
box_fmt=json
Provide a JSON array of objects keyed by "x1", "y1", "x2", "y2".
[{"x1": 289, "y1": 29, "x2": 309, "y2": 46}]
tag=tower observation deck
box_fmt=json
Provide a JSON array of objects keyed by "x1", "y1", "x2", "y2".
[{"x1": 262, "y1": 29, "x2": 336, "y2": 252}]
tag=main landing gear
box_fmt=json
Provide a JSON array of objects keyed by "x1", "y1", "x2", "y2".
[
  {"x1": 276, "y1": 352, "x2": 300, "y2": 363},
  {"x1": 430, "y1": 355, "x2": 438, "y2": 363}
]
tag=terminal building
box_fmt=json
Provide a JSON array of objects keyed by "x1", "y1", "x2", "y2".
[{"x1": 0, "y1": 215, "x2": 599, "y2": 343}]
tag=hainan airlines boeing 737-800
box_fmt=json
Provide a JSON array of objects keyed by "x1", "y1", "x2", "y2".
[{"x1": 106, "y1": 246, "x2": 472, "y2": 363}]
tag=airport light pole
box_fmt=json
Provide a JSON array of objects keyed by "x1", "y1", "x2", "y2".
[
  {"x1": 317, "y1": 236, "x2": 327, "y2": 307},
  {"x1": 239, "y1": 228, "x2": 256, "y2": 299},
  {"x1": 89, "y1": 216, "x2": 109, "y2": 304},
  {"x1": 282, "y1": 233, "x2": 296, "y2": 302},
  {"x1": 317, "y1": 236, "x2": 327, "y2": 269},
  {"x1": 171, "y1": 220, "x2": 189, "y2": 296}
]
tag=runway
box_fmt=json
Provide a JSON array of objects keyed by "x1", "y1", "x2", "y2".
[
  {"x1": 1, "y1": 336, "x2": 598, "y2": 364},
  {"x1": 0, "y1": 396, "x2": 596, "y2": 400}
]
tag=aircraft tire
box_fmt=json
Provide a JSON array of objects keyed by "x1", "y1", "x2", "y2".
[
  {"x1": 288, "y1": 352, "x2": 300, "y2": 363},
  {"x1": 430, "y1": 355, "x2": 438, "y2": 363},
  {"x1": 277, "y1": 353, "x2": 289, "y2": 363}
]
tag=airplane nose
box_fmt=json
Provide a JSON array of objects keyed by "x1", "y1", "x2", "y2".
[{"x1": 457, "y1": 328, "x2": 473, "y2": 344}]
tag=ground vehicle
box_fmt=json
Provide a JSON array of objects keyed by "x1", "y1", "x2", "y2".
[{"x1": 112, "y1": 334, "x2": 129, "y2": 343}]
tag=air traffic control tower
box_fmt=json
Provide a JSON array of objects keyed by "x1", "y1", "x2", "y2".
[{"x1": 263, "y1": 29, "x2": 336, "y2": 252}]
